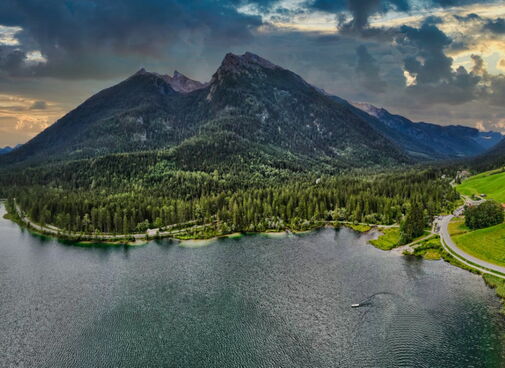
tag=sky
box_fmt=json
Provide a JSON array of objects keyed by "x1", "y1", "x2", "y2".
[{"x1": 1, "y1": 0, "x2": 505, "y2": 146}]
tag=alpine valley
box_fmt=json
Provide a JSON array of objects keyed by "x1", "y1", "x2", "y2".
[
  {"x1": 5, "y1": 0, "x2": 505, "y2": 364},
  {"x1": 3, "y1": 51, "x2": 505, "y2": 368},
  {"x1": 0, "y1": 52, "x2": 503, "y2": 241}
]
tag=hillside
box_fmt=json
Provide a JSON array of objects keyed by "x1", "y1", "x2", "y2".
[
  {"x1": 0, "y1": 54, "x2": 465, "y2": 242},
  {"x1": 0, "y1": 146, "x2": 14, "y2": 155},
  {"x1": 353, "y1": 103, "x2": 502, "y2": 160},
  {"x1": 469, "y1": 138, "x2": 505, "y2": 171},
  {"x1": 0, "y1": 52, "x2": 409, "y2": 171},
  {"x1": 456, "y1": 169, "x2": 505, "y2": 203},
  {"x1": 0, "y1": 144, "x2": 21, "y2": 155}
]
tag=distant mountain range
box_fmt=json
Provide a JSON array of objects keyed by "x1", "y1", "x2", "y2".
[
  {"x1": 469, "y1": 136, "x2": 505, "y2": 171},
  {"x1": 1, "y1": 52, "x2": 502, "y2": 171},
  {"x1": 352, "y1": 102, "x2": 502, "y2": 159},
  {"x1": 0, "y1": 144, "x2": 22, "y2": 155}
]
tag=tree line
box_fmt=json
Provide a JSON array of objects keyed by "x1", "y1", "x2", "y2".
[{"x1": 7, "y1": 168, "x2": 459, "y2": 236}]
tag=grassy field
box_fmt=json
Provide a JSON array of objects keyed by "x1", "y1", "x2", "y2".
[
  {"x1": 411, "y1": 236, "x2": 442, "y2": 260},
  {"x1": 450, "y1": 217, "x2": 505, "y2": 267},
  {"x1": 370, "y1": 228, "x2": 429, "y2": 250},
  {"x1": 448, "y1": 217, "x2": 470, "y2": 236},
  {"x1": 370, "y1": 228, "x2": 401, "y2": 250},
  {"x1": 456, "y1": 168, "x2": 505, "y2": 202},
  {"x1": 347, "y1": 224, "x2": 372, "y2": 233}
]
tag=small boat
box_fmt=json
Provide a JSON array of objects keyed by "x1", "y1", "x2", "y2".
[{"x1": 351, "y1": 303, "x2": 360, "y2": 308}]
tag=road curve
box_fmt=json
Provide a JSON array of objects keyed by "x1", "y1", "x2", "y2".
[{"x1": 438, "y1": 212, "x2": 505, "y2": 278}]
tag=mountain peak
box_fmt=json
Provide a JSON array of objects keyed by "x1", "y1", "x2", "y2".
[
  {"x1": 217, "y1": 52, "x2": 281, "y2": 75},
  {"x1": 134, "y1": 67, "x2": 148, "y2": 75},
  {"x1": 352, "y1": 102, "x2": 384, "y2": 117},
  {"x1": 164, "y1": 71, "x2": 208, "y2": 93},
  {"x1": 0, "y1": 144, "x2": 21, "y2": 156},
  {"x1": 129, "y1": 68, "x2": 207, "y2": 93}
]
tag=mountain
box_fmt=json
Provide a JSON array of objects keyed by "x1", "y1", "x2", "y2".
[
  {"x1": 1, "y1": 52, "x2": 409, "y2": 171},
  {"x1": 352, "y1": 103, "x2": 502, "y2": 160},
  {"x1": 163, "y1": 70, "x2": 209, "y2": 93},
  {"x1": 469, "y1": 137, "x2": 505, "y2": 170},
  {"x1": 0, "y1": 144, "x2": 21, "y2": 155},
  {"x1": 0, "y1": 147, "x2": 13, "y2": 155},
  {"x1": 4, "y1": 51, "x2": 497, "y2": 172}
]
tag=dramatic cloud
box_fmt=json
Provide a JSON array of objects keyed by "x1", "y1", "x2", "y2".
[
  {"x1": 0, "y1": 0, "x2": 267, "y2": 79},
  {"x1": 0, "y1": 0, "x2": 505, "y2": 144},
  {"x1": 393, "y1": 20, "x2": 488, "y2": 104},
  {"x1": 483, "y1": 18, "x2": 505, "y2": 34},
  {"x1": 0, "y1": 94, "x2": 63, "y2": 145},
  {"x1": 355, "y1": 45, "x2": 387, "y2": 92},
  {"x1": 29, "y1": 100, "x2": 46, "y2": 110},
  {"x1": 307, "y1": 0, "x2": 495, "y2": 33},
  {"x1": 398, "y1": 21, "x2": 453, "y2": 85},
  {"x1": 308, "y1": 0, "x2": 410, "y2": 33},
  {"x1": 0, "y1": 46, "x2": 26, "y2": 75}
]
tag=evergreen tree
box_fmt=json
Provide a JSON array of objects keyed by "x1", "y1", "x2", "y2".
[{"x1": 400, "y1": 202, "x2": 425, "y2": 244}]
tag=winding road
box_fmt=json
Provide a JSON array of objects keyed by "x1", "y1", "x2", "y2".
[{"x1": 435, "y1": 199, "x2": 505, "y2": 279}]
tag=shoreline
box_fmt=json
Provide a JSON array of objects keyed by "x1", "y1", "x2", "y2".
[
  {"x1": 4, "y1": 208, "x2": 387, "y2": 246},
  {"x1": 6, "y1": 200, "x2": 487, "y2": 267},
  {"x1": 6, "y1": 204, "x2": 505, "y2": 312},
  {"x1": 6, "y1": 207, "x2": 490, "y2": 274}
]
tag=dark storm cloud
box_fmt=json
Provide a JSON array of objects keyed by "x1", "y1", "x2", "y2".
[
  {"x1": 29, "y1": 100, "x2": 47, "y2": 110},
  {"x1": 0, "y1": 0, "x2": 269, "y2": 79},
  {"x1": 393, "y1": 18, "x2": 505, "y2": 107},
  {"x1": 0, "y1": 0, "x2": 503, "y2": 143},
  {"x1": 0, "y1": 0, "x2": 498, "y2": 80},
  {"x1": 483, "y1": 18, "x2": 505, "y2": 34},
  {"x1": 453, "y1": 13, "x2": 481, "y2": 22},
  {"x1": 0, "y1": 46, "x2": 26, "y2": 75},
  {"x1": 310, "y1": 0, "x2": 410, "y2": 15},
  {"x1": 308, "y1": 0, "x2": 496, "y2": 35},
  {"x1": 397, "y1": 21, "x2": 453, "y2": 84},
  {"x1": 430, "y1": 0, "x2": 494, "y2": 7},
  {"x1": 231, "y1": 0, "x2": 280, "y2": 10},
  {"x1": 395, "y1": 19, "x2": 485, "y2": 104},
  {"x1": 309, "y1": 0, "x2": 410, "y2": 31},
  {"x1": 471, "y1": 54, "x2": 485, "y2": 75},
  {"x1": 355, "y1": 45, "x2": 386, "y2": 92},
  {"x1": 487, "y1": 75, "x2": 505, "y2": 106}
]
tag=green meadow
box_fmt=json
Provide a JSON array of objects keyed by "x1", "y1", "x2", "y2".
[
  {"x1": 450, "y1": 217, "x2": 505, "y2": 268},
  {"x1": 456, "y1": 169, "x2": 505, "y2": 203},
  {"x1": 370, "y1": 228, "x2": 401, "y2": 250}
]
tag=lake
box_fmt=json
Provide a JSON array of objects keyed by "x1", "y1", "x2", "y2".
[{"x1": 1, "y1": 203, "x2": 504, "y2": 367}]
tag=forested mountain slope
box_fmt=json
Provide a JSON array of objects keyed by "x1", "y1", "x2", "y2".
[
  {"x1": 3, "y1": 51, "x2": 499, "y2": 175},
  {"x1": 0, "y1": 52, "x2": 409, "y2": 171},
  {"x1": 352, "y1": 103, "x2": 501, "y2": 160},
  {"x1": 468, "y1": 137, "x2": 505, "y2": 171}
]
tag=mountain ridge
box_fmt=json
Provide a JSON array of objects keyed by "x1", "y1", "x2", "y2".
[
  {"x1": 1, "y1": 52, "x2": 410, "y2": 171},
  {"x1": 352, "y1": 102, "x2": 502, "y2": 159},
  {"x1": 0, "y1": 144, "x2": 21, "y2": 155},
  {"x1": 1, "y1": 51, "x2": 500, "y2": 171}
]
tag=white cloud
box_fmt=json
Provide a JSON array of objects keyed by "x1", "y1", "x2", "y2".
[
  {"x1": 25, "y1": 51, "x2": 47, "y2": 64},
  {"x1": 0, "y1": 25, "x2": 21, "y2": 46}
]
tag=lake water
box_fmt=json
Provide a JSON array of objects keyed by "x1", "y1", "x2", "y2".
[{"x1": 1, "y1": 203, "x2": 504, "y2": 367}]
